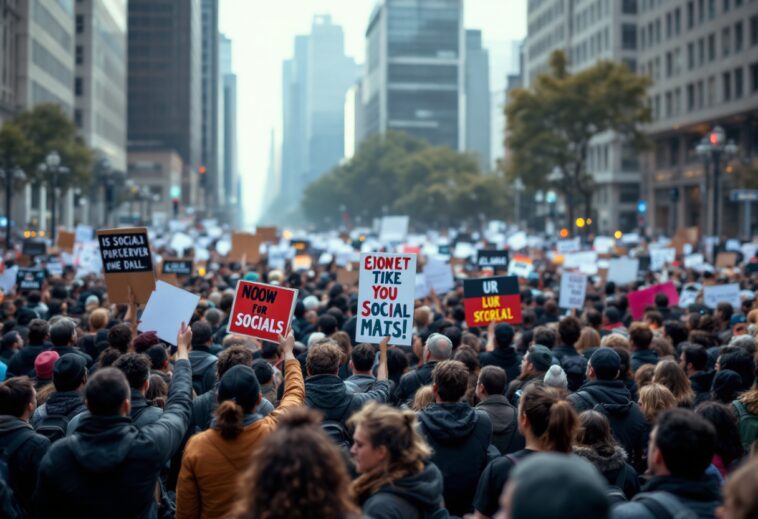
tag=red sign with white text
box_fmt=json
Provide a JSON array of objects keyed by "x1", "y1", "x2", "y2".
[{"x1": 227, "y1": 281, "x2": 298, "y2": 342}]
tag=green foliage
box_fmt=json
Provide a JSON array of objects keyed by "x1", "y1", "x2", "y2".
[
  {"x1": 0, "y1": 103, "x2": 93, "y2": 190},
  {"x1": 505, "y1": 50, "x2": 652, "y2": 222},
  {"x1": 730, "y1": 162, "x2": 758, "y2": 190},
  {"x1": 301, "y1": 132, "x2": 510, "y2": 228}
]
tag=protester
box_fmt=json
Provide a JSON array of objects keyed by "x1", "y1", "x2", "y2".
[
  {"x1": 188, "y1": 321, "x2": 218, "y2": 395},
  {"x1": 680, "y1": 343, "x2": 714, "y2": 405},
  {"x1": 30, "y1": 353, "x2": 87, "y2": 441},
  {"x1": 394, "y1": 333, "x2": 452, "y2": 406},
  {"x1": 653, "y1": 359, "x2": 695, "y2": 408},
  {"x1": 7, "y1": 320, "x2": 50, "y2": 377},
  {"x1": 629, "y1": 323, "x2": 658, "y2": 373},
  {"x1": 638, "y1": 382, "x2": 678, "y2": 424},
  {"x1": 716, "y1": 456, "x2": 758, "y2": 519},
  {"x1": 479, "y1": 323, "x2": 520, "y2": 383},
  {"x1": 696, "y1": 402, "x2": 745, "y2": 477},
  {"x1": 553, "y1": 316, "x2": 587, "y2": 391},
  {"x1": 344, "y1": 343, "x2": 378, "y2": 393},
  {"x1": 506, "y1": 344, "x2": 552, "y2": 405},
  {"x1": 475, "y1": 365, "x2": 524, "y2": 455}
]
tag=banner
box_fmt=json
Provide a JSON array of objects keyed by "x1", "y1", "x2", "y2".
[
  {"x1": 703, "y1": 283, "x2": 741, "y2": 309},
  {"x1": 227, "y1": 281, "x2": 298, "y2": 342},
  {"x1": 162, "y1": 259, "x2": 193, "y2": 276},
  {"x1": 559, "y1": 272, "x2": 587, "y2": 309},
  {"x1": 96, "y1": 227, "x2": 155, "y2": 304},
  {"x1": 16, "y1": 268, "x2": 45, "y2": 291},
  {"x1": 627, "y1": 282, "x2": 680, "y2": 320},
  {"x1": 476, "y1": 249, "x2": 510, "y2": 270},
  {"x1": 356, "y1": 252, "x2": 416, "y2": 346},
  {"x1": 463, "y1": 275, "x2": 522, "y2": 327}
]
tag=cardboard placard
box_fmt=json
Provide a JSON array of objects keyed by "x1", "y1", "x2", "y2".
[
  {"x1": 75, "y1": 224, "x2": 94, "y2": 244},
  {"x1": 378, "y1": 216, "x2": 409, "y2": 243},
  {"x1": 56, "y1": 230, "x2": 75, "y2": 252},
  {"x1": 336, "y1": 268, "x2": 359, "y2": 286},
  {"x1": 96, "y1": 227, "x2": 155, "y2": 304},
  {"x1": 22, "y1": 240, "x2": 47, "y2": 258},
  {"x1": 607, "y1": 257, "x2": 639, "y2": 285},
  {"x1": 16, "y1": 268, "x2": 45, "y2": 291},
  {"x1": 627, "y1": 282, "x2": 680, "y2": 320},
  {"x1": 139, "y1": 281, "x2": 200, "y2": 344},
  {"x1": 227, "y1": 280, "x2": 298, "y2": 342},
  {"x1": 715, "y1": 252, "x2": 737, "y2": 268},
  {"x1": 256, "y1": 226, "x2": 278, "y2": 243},
  {"x1": 162, "y1": 259, "x2": 193, "y2": 276},
  {"x1": 649, "y1": 248, "x2": 676, "y2": 271},
  {"x1": 423, "y1": 257, "x2": 455, "y2": 295},
  {"x1": 703, "y1": 283, "x2": 741, "y2": 309},
  {"x1": 559, "y1": 272, "x2": 587, "y2": 309},
  {"x1": 292, "y1": 254, "x2": 312, "y2": 272},
  {"x1": 556, "y1": 237, "x2": 581, "y2": 254},
  {"x1": 507, "y1": 255, "x2": 533, "y2": 278},
  {"x1": 683, "y1": 253, "x2": 705, "y2": 269},
  {"x1": 356, "y1": 253, "x2": 416, "y2": 346},
  {"x1": 463, "y1": 275, "x2": 522, "y2": 327},
  {"x1": 476, "y1": 250, "x2": 510, "y2": 270},
  {"x1": 230, "y1": 232, "x2": 261, "y2": 262},
  {"x1": 564, "y1": 251, "x2": 598, "y2": 269}
]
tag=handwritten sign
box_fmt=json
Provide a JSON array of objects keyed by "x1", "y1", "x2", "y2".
[
  {"x1": 356, "y1": 253, "x2": 416, "y2": 346},
  {"x1": 16, "y1": 268, "x2": 45, "y2": 291},
  {"x1": 227, "y1": 281, "x2": 298, "y2": 342},
  {"x1": 559, "y1": 272, "x2": 587, "y2": 309},
  {"x1": 607, "y1": 257, "x2": 639, "y2": 285},
  {"x1": 96, "y1": 227, "x2": 155, "y2": 304},
  {"x1": 703, "y1": 283, "x2": 741, "y2": 309},
  {"x1": 463, "y1": 275, "x2": 522, "y2": 327},
  {"x1": 162, "y1": 259, "x2": 193, "y2": 276},
  {"x1": 476, "y1": 250, "x2": 510, "y2": 270}
]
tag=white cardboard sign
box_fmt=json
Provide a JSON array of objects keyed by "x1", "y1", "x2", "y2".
[
  {"x1": 139, "y1": 281, "x2": 200, "y2": 344},
  {"x1": 703, "y1": 283, "x2": 741, "y2": 309},
  {"x1": 607, "y1": 257, "x2": 639, "y2": 285},
  {"x1": 559, "y1": 272, "x2": 587, "y2": 309}
]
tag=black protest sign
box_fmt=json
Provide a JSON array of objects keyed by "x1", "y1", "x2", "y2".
[
  {"x1": 16, "y1": 268, "x2": 45, "y2": 291},
  {"x1": 22, "y1": 240, "x2": 47, "y2": 258},
  {"x1": 476, "y1": 249, "x2": 510, "y2": 269},
  {"x1": 162, "y1": 259, "x2": 193, "y2": 276},
  {"x1": 98, "y1": 230, "x2": 153, "y2": 273}
]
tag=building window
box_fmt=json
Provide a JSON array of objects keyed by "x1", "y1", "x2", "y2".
[
  {"x1": 724, "y1": 0, "x2": 730, "y2": 11},
  {"x1": 74, "y1": 109, "x2": 82, "y2": 128},
  {"x1": 698, "y1": 0, "x2": 705, "y2": 22},
  {"x1": 688, "y1": 42, "x2": 695, "y2": 69},
  {"x1": 622, "y1": 0, "x2": 637, "y2": 14},
  {"x1": 666, "y1": 51, "x2": 673, "y2": 77},
  {"x1": 75, "y1": 45, "x2": 83, "y2": 65},
  {"x1": 708, "y1": 76, "x2": 716, "y2": 105},
  {"x1": 752, "y1": 62, "x2": 758, "y2": 92},
  {"x1": 665, "y1": 91, "x2": 672, "y2": 117},
  {"x1": 75, "y1": 14, "x2": 83, "y2": 34},
  {"x1": 708, "y1": 0, "x2": 716, "y2": 18},
  {"x1": 723, "y1": 72, "x2": 731, "y2": 101},
  {"x1": 687, "y1": 1, "x2": 695, "y2": 29},
  {"x1": 675, "y1": 8, "x2": 681, "y2": 34},
  {"x1": 640, "y1": 28, "x2": 646, "y2": 49},
  {"x1": 708, "y1": 33, "x2": 716, "y2": 61},
  {"x1": 698, "y1": 38, "x2": 705, "y2": 64},
  {"x1": 622, "y1": 24, "x2": 637, "y2": 49},
  {"x1": 723, "y1": 27, "x2": 731, "y2": 56},
  {"x1": 666, "y1": 12, "x2": 673, "y2": 38},
  {"x1": 735, "y1": 21, "x2": 743, "y2": 52},
  {"x1": 697, "y1": 80, "x2": 704, "y2": 108},
  {"x1": 752, "y1": 15, "x2": 758, "y2": 46},
  {"x1": 735, "y1": 67, "x2": 743, "y2": 98},
  {"x1": 75, "y1": 77, "x2": 82, "y2": 96},
  {"x1": 687, "y1": 83, "x2": 695, "y2": 110}
]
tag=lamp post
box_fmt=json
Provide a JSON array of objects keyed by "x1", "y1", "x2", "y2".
[
  {"x1": 39, "y1": 151, "x2": 69, "y2": 241},
  {"x1": 513, "y1": 178, "x2": 525, "y2": 227},
  {"x1": 696, "y1": 126, "x2": 738, "y2": 237},
  {"x1": 0, "y1": 165, "x2": 26, "y2": 250}
]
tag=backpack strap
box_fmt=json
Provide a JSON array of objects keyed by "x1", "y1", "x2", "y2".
[
  {"x1": 613, "y1": 465, "x2": 627, "y2": 489},
  {"x1": 633, "y1": 491, "x2": 696, "y2": 519},
  {"x1": 732, "y1": 399, "x2": 748, "y2": 419},
  {"x1": 576, "y1": 390, "x2": 599, "y2": 410}
]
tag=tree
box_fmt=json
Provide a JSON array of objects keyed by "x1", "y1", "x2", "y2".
[
  {"x1": 301, "y1": 132, "x2": 509, "y2": 228},
  {"x1": 505, "y1": 50, "x2": 651, "y2": 225}
]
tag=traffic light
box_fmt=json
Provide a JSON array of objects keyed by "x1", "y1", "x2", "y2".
[{"x1": 198, "y1": 166, "x2": 207, "y2": 187}]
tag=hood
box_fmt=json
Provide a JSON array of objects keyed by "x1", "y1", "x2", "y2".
[
  {"x1": 579, "y1": 380, "x2": 633, "y2": 415},
  {"x1": 633, "y1": 349, "x2": 658, "y2": 362},
  {"x1": 70, "y1": 414, "x2": 139, "y2": 473},
  {"x1": 189, "y1": 349, "x2": 215, "y2": 367},
  {"x1": 418, "y1": 403, "x2": 478, "y2": 441},
  {"x1": 0, "y1": 415, "x2": 33, "y2": 435},
  {"x1": 376, "y1": 462, "x2": 443, "y2": 510},
  {"x1": 305, "y1": 374, "x2": 350, "y2": 412},
  {"x1": 690, "y1": 370, "x2": 715, "y2": 392},
  {"x1": 643, "y1": 475, "x2": 721, "y2": 503},
  {"x1": 573, "y1": 445, "x2": 627, "y2": 473},
  {"x1": 46, "y1": 391, "x2": 86, "y2": 417},
  {"x1": 476, "y1": 395, "x2": 516, "y2": 432}
]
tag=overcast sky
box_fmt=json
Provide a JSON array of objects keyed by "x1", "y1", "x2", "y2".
[{"x1": 219, "y1": 0, "x2": 527, "y2": 224}]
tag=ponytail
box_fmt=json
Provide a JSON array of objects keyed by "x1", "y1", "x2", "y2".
[
  {"x1": 214, "y1": 400, "x2": 244, "y2": 439},
  {"x1": 521, "y1": 383, "x2": 578, "y2": 454},
  {"x1": 544, "y1": 400, "x2": 577, "y2": 453}
]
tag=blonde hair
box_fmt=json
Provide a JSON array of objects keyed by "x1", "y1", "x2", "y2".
[
  {"x1": 576, "y1": 327, "x2": 601, "y2": 354},
  {"x1": 722, "y1": 456, "x2": 758, "y2": 519},
  {"x1": 348, "y1": 402, "x2": 432, "y2": 501},
  {"x1": 89, "y1": 308, "x2": 109, "y2": 331},
  {"x1": 653, "y1": 360, "x2": 695, "y2": 407},
  {"x1": 411, "y1": 385, "x2": 434, "y2": 412},
  {"x1": 600, "y1": 333, "x2": 629, "y2": 350},
  {"x1": 638, "y1": 383, "x2": 677, "y2": 423}
]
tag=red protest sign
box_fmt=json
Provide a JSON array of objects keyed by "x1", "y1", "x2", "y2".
[
  {"x1": 627, "y1": 281, "x2": 679, "y2": 320},
  {"x1": 227, "y1": 281, "x2": 298, "y2": 342},
  {"x1": 463, "y1": 275, "x2": 522, "y2": 327}
]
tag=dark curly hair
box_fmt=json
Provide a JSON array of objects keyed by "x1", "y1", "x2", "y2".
[{"x1": 231, "y1": 407, "x2": 359, "y2": 519}]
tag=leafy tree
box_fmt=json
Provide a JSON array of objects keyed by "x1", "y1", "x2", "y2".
[{"x1": 505, "y1": 50, "x2": 651, "y2": 225}]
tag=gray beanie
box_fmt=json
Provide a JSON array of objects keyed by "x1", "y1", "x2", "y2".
[{"x1": 543, "y1": 365, "x2": 568, "y2": 390}]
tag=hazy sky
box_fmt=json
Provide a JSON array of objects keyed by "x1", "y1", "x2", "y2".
[{"x1": 219, "y1": 0, "x2": 527, "y2": 224}]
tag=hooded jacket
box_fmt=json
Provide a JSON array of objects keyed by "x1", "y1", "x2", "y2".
[
  {"x1": 0, "y1": 416, "x2": 49, "y2": 514},
  {"x1": 188, "y1": 348, "x2": 217, "y2": 395},
  {"x1": 478, "y1": 348, "x2": 521, "y2": 384},
  {"x1": 345, "y1": 373, "x2": 377, "y2": 393},
  {"x1": 418, "y1": 402, "x2": 492, "y2": 517},
  {"x1": 7, "y1": 343, "x2": 49, "y2": 377},
  {"x1": 631, "y1": 349, "x2": 659, "y2": 373},
  {"x1": 612, "y1": 475, "x2": 722, "y2": 519},
  {"x1": 568, "y1": 379, "x2": 649, "y2": 472},
  {"x1": 361, "y1": 463, "x2": 448, "y2": 519},
  {"x1": 33, "y1": 358, "x2": 193, "y2": 519},
  {"x1": 475, "y1": 394, "x2": 524, "y2": 455},
  {"x1": 31, "y1": 391, "x2": 87, "y2": 428},
  {"x1": 176, "y1": 359, "x2": 305, "y2": 519},
  {"x1": 573, "y1": 445, "x2": 640, "y2": 499},
  {"x1": 305, "y1": 374, "x2": 391, "y2": 424},
  {"x1": 393, "y1": 362, "x2": 437, "y2": 406},
  {"x1": 690, "y1": 370, "x2": 715, "y2": 405}
]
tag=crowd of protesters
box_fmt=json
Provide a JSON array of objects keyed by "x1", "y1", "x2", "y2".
[{"x1": 0, "y1": 229, "x2": 758, "y2": 519}]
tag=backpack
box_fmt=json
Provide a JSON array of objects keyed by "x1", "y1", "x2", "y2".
[
  {"x1": 192, "y1": 355, "x2": 218, "y2": 395},
  {"x1": 732, "y1": 400, "x2": 758, "y2": 451},
  {"x1": 0, "y1": 429, "x2": 35, "y2": 519},
  {"x1": 606, "y1": 466, "x2": 629, "y2": 504},
  {"x1": 34, "y1": 412, "x2": 70, "y2": 443},
  {"x1": 632, "y1": 491, "x2": 697, "y2": 519},
  {"x1": 321, "y1": 403, "x2": 352, "y2": 450}
]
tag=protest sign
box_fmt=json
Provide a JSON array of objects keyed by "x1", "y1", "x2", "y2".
[
  {"x1": 56, "y1": 230, "x2": 75, "y2": 252},
  {"x1": 292, "y1": 254, "x2": 312, "y2": 272},
  {"x1": 716, "y1": 252, "x2": 738, "y2": 268},
  {"x1": 453, "y1": 242, "x2": 475, "y2": 259},
  {"x1": 169, "y1": 233, "x2": 193, "y2": 255},
  {"x1": 230, "y1": 232, "x2": 261, "y2": 262},
  {"x1": 704, "y1": 283, "x2": 741, "y2": 309},
  {"x1": 22, "y1": 239, "x2": 46, "y2": 258},
  {"x1": 683, "y1": 253, "x2": 705, "y2": 269},
  {"x1": 679, "y1": 285, "x2": 701, "y2": 308},
  {"x1": 649, "y1": 248, "x2": 676, "y2": 271},
  {"x1": 563, "y1": 251, "x2": 598, "y2": 269},
  {"x1": 139, "y1": 281, "x2": 200, "y2": 344},
  {"x1": 162, "y1": 259, "x2": 193, "y2": 276},
  {"x1": 256, "y1": 226, "x2": 278, "y2": 243},
  {"x1": 507, "y1": 231, "x2": 528, "y2": 251},
  {"x1": 593, "y1": 236, "x2": 615, "y2": 254},
  {"x1": 559, "y1": 272, "x2": 587, "y2": 310},
  {"x1": 16, "y1": 268, "x2": 45, "y2": 291},
  {"x1": 607, "y1": 257, "x2": 639, "y2": 285},
  {"x1": 336, "y1": 268, "x2": 359, "y2": 286},
  {"x1": 423, "y1": 257, "x2": 455, "y2": 295},
  {"x1": 0, "y1": 266, "x2": 18, "y2": 294},
  {"x1": 438, "y1": 244, "x2": 450, "y2": 256},
  {"x1": 96, "y1": 227, "x2": 155, "y2": 304},
  {"x1": 627, "y1": 282, "x2": 680, "y2": 320},
  {"x1": 356, "y1": 253, "x2": 416, "y2": 346},
  {"x1": 227, "y1": 281, "x2": 298, "y2": 342},
  {"x1": 379, "y1": 216, "x2": 409, "y2": 242},
  {"x1": 75, "y1": 224, "x2": 93, "y2": 244},
  {"x1": 45, "y1": 258, "x2": 63, "y2": 277},
  {"x1": 476, "y1": 249, "x2": 510, "y2": 270},
  {"x1": 507, "y1": 255, "x2": 534, "y2": 278},
  {"x1": 556, "y1": 237, "x2": 581, "y2": 254},
  {"x1": 415, "y1": 275, "x2": 430, "y2": 300},
  {"x1": 463, "y1": 275, "x2": 522, "y2": 327}
]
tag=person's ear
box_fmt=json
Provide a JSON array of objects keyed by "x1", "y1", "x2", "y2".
[
  {"x1": 256, "y1": 393, "x2": 262, "y2": 407},
  {"x1": 122, "y1": 398, "x2": 131, "y2": 417},
  {"x1": 349, "y1": 359, "x2": 355, "y2": 371},
  {"x1": 142, "y1": 378, "x2": 150, "y2": 394},
  {"x1": 432, "y1": 383, "x2": 439, "y2": 397}
]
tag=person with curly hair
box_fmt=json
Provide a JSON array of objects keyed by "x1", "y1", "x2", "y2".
[{"x1": 348, "y1": 402, "x2": 446, "y2": 519}]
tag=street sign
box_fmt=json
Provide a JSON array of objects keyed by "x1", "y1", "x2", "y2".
[{"x1": 729, "y1": 189, "x2": 758, "y2": 202}]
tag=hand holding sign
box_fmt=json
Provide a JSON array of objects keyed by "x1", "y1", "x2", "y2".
[
  {"x1": 377, "y1": 336, "x2": 390, "y2": 381},
  {"x1": 279, "y1": 330, "x2": 296, "y2": 360},
  {"x1": 176, "y1": 321, "x2": 191, "y2": 360}
]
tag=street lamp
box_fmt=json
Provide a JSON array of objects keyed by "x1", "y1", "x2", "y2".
[
  {"x1": 696, "y1": 126, "x2": 738, "y2": 237},
  {"x1": 513, "y1": 177, "x2": 525, "y2": 227},
  {"x1": 0, "y1": 165, "x2": 26, "y2": 250},
  {"x1": 39, "y1": 151, "x2": 69, "y2": 240}
]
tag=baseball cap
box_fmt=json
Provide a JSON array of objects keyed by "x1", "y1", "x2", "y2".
[{"x1": 590, "y1": 348, "x2": 621, "y2": 380}]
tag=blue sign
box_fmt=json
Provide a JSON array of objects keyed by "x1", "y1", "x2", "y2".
[{"x1": 730, "y1": 190, "x2": 758, "y2": 202}]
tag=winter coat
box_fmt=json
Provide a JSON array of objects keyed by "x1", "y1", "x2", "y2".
[
  {"x1": 612, "y1": 474, "x2": 722, "y2": 519},
  {"x1": 417, "y1": 402, "x2": 493, "y2": 517},
  {"x1": 31, "y1": 391, "x2": 87, "y2": 428},
  {"x1": 690, "y1": 370, "x2": 715, "y2": 405},
  {"x1": 0, "y1": 416, "x2": 50, "y2": 514},
  {"x1": 49, "y1": 346, "x2": 93, "y2": 367},
  {"x1": 552, "y1": 345, "x2": 587, "y2": 391},
  {"x1": 188, "y1": 348, "x2": 217, "y2": 395},
  {"x1": 176, "y1": 359, "x2": 305, "y2": 519},
  {"x1": 305, "y1": 374, "x2": 391, "y2": 425},
  {"x1": 345, "y1": 373, "x2": 377, "y2": 393},
  {"x1": 393, "y1": 362, "x2": 437, "y2": 406},
  {"x1": 66, "y1": 389, "x2": 167, "y2": 435},
  {"x1": 573, "y1": 445, "x2": 640, "y2": 499},
  {"x1": 191, "y1": 385, "x2": 274, "y2": 432},
  {"x1": 568, "y1": 379, "x2": 650, "y2": 472},
  {"x1": 473, "y1": 449, "x2": 537, "y2": 516},
  {"x1": 7, "y1": 343, "x2": 49, "y2": 377},
  {"x1": 478, "y1": 348, "x2": 521, "y2": 384},
  {"x1": 33, "y1": 358, "x2": 193, "y2": 519},
  {"x1": 631, "y1": 349, "x2": 659, "y2": 373},
  {"x1": 475, "y1": 394, "x2": 524, "y2": 455},
  {"x1": 506, "y1": 373, "x2": 543, "y2": 405},
  {"x1": 361, "y1": 463, "x2": 447, "y2": 519}
]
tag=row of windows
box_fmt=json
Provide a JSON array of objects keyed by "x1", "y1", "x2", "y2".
[
  {"x1": 32, "y1": 40, "x2": 73, "y2": 88},
  {"x1": 573, "y1": 0, "x2": 610, "y2": 35},
  {"x1": 33, "y1": 0, "x2": 72, "y2": 51},
  {"x1": 528, "y1": 27, "x2": 565, "y2": 61},
  {"x1": 571, "y1": 27, "x2": 609, "y2": 65},
  {"x1": 528, "y1": 0, "x2": 565, "y2": 35},
  {"x1": 388, "y1": 64, "x2": 458, "y2": 84}
]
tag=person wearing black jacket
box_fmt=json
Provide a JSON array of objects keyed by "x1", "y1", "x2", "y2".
[
  {"x1": 7, "y1": 319, "x2": 50, "y2": 377},
  {"x1": 188, "y1": 321, "x2": 217, "y2": 395},
  {"x1": 30, "y1": 354, "x2": 88, "y2": 435},
  {"x1": 553, "y1": 316, "x2": 587, "y2": 391},
  {"x1": 475, "y1": 366, "x2": 524, "y2": 455},
  {"x1": 0, "y1": 376, "x2": 50, "y2": 515},
  {"x1": 48, "y1": 319, "x2": 93, "y2": 367},
  {"x1": 679, "y1": 343, "x2": 713, "y2": 405},
  {"x1": 393, "y1": 333, "x2": 452, "y2": 406},
  {"x1": 568, "y1": 348, "x2": 649, "y2": 472},
  {"x1": 33, "y1": 323, "x2": 195, "y2": 519},
  {"x1": 418, "y1": 360, "x2": 493, "y2": 517},
  {"x1": 630, "y1": 323, "x2": 658, "y2": 373},
  {"x1": 479, "y1": 323, "x2": 521, "y2": 383}
]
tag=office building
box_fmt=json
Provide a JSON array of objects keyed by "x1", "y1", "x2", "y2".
[
  {"x1": 363, "y1": 0, "x2": 465, "y2": 150},
  {"x1": 466, "y1": 29, "x2": 491, "y2": 171},
  {"x1": 0, "y1": 0, "x2": 21, "y2": 126},
  {"x1": 127, "y1": 0, "x2": 201, "y2": 210},
  {"x1": 638, "y1": 0, "x2": 758, "y2": 238},
  {"x1": 201, "y1": 0, "x2": 221, "y2": 214},
  {"x1": 344, "y1": 79, "x2": 363, "y2": 160},
  {"x1": 219, "y1": 32, "x2": 240, "y2": 223}
]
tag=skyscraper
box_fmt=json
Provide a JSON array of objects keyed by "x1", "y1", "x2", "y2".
[
  {"x1": 219, "y1": 32, "x2": 240, "y2": 222},
  {"x1": 363, "y1": 0, "x2": 465, "y2": 150},
  {"x1": 466, "y1": 29, "x2": 491, "y2": 171},
  {"x1": 201, "y1": 0, "x2": 221, "y2": 214}
]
